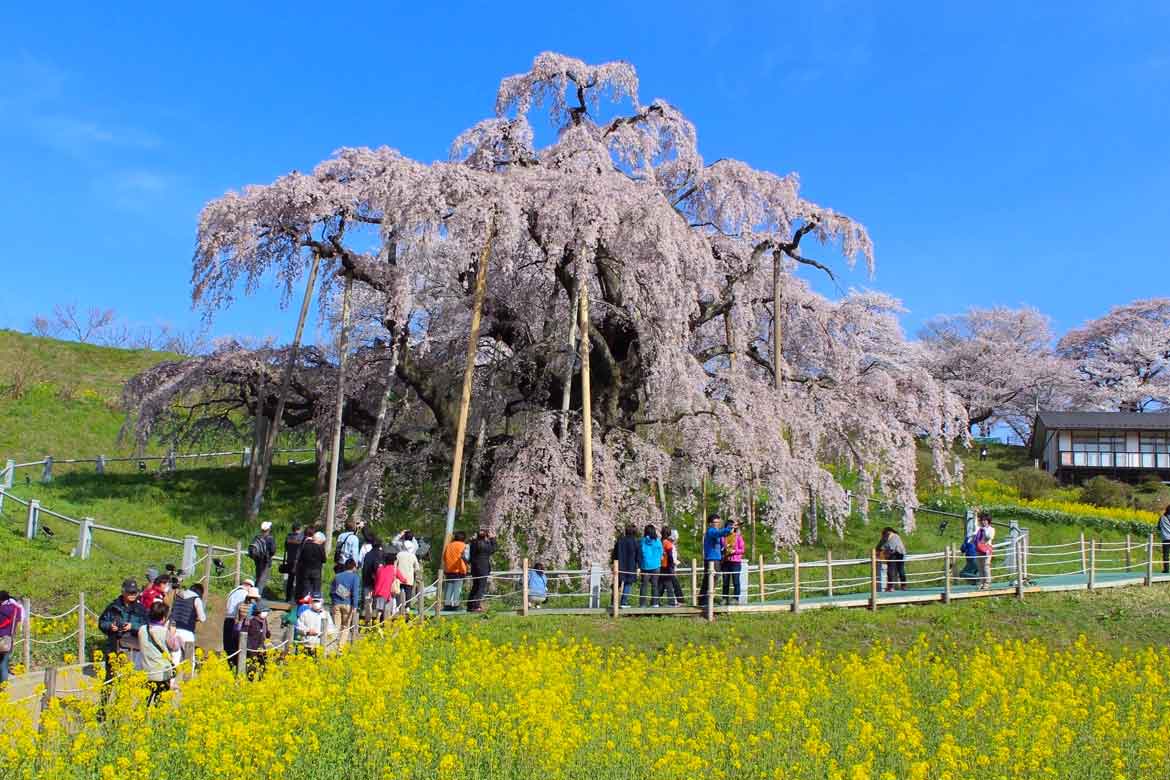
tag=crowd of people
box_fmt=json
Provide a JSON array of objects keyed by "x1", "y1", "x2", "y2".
[{"x1": 611, "y1": 514, "x2": 744, "y2": 608}]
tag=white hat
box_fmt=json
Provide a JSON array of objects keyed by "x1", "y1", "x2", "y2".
[
  {"x1": 260, "y1": 521, "x2": 272, "y2": 531},
  {"x1": 241, "y1": 578, "x2": 255, "y2": 587},
  {"x1": 246, "y1": 587, "x2": 261, "y2": 600},
  {"x1": 314, "y1": 532, "x2": 326, "y2": 543}
]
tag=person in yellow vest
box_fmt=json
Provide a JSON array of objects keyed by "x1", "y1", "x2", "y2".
[{"x1": 442, "y1": 531, "x2": 470, "y2": 611}]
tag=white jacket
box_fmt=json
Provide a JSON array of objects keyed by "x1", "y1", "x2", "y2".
[{"x1": 296, "y1": 608, "x2": 335, "y2": 646}]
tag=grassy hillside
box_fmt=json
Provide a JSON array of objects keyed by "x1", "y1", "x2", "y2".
[{"x1": 0, "y1": 329, "x2": 179, "y2": 459}]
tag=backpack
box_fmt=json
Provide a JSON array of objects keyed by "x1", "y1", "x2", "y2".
[
  {"x1": 335, "y1": 532, "x2": 355, "y2": 566},
  {"x1": 332, "y1": 578, "x2": 352, "y2": 602},
  {"x1": 248, "y1": 534, "x2": 268, "y2": 562},
  {"x1": 170, "y1": 595, "x2": 197, "y2": 632}
]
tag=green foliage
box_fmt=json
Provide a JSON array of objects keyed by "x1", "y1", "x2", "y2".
[
  {"x1": 1080, "y1": 476, "x2": 1133, "y2": 508},
  {"x1": 1007, "y1": 467, "x2": 1058, "y2": 499}
]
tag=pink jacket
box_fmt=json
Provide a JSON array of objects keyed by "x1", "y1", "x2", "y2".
[
  {"x1": 723, "y1": 533, "x2": 745, "y2": 563},
  {"x1": 373, "y1": 563, "x2": 409, "y2": 600}
]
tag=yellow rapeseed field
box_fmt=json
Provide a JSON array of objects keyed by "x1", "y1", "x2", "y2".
[{"x1": 3, "y1": 625, "x2": 1168, "y2": 779}]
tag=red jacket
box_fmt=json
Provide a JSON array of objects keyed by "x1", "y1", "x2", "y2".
[
  {"x1": 373, "y1": 564, "x2": 409, "y2": 600},
  {"x1": 141, "y1": 586, "x2": 166, "y2": 610}
]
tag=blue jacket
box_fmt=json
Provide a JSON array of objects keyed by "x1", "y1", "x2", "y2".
[
  {"x1": 527, "y1": 570, "x2": 548, "y2": 598},
  {"x1": 640, "y1": 537, "x2": 664, "y2": 570},
  {"x1": 330, "y1": 570, "x2": 361, "y2": 608},
  {"x1": 703, "y1": 526, "x2": 734, "y2": 561}
]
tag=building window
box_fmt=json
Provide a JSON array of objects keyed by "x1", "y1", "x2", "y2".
[
  {"x1": 1139, "y1": 432, "x2": 1169, "y2": 468},
  {"x1": 1070, "y1": 430, "x2": 1127, "y2": 467}
]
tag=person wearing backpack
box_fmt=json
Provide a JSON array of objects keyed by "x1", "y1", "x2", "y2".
[
  {"x1": 248, "y1": 522, "x2": 277, "y2": 597},
  {"x1": 335, "y1": 521, "x2": 362, "y2": 568},
  {"x1": 394, "y1": 537, "x2": 423, "y2": 614},
  {"x1": 170, "y1": 583, "x2": 206, "y2": 658},
  {"x1": 657, "y1": 528, "x2": 684, "y2": 607},
  {"x1": 330, "y1": 559, "x2": 361, "y2": 645},
  {"x1": 296, "y1": 532, "x2": 327, "y2": 600},
  {"x1": 611, "y1": 525, "x2": 640, "y2": 609},
  {"x1": 638, "y1": 525, "x2": 663, "y2": 607}
]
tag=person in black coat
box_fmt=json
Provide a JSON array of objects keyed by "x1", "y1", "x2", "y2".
[
  {"x1": 611, "y1": 525, "x2": 640, "y2": 608},
  {"x1": 360, "y1": 539, "x2": 384, "y2": 621},
  {"x1": 281, "y1": 525, "x2": 304, "y2": 603},
  {"x1": 466, "y1": 530, "x2": 497, "y2": 613},
  {"x1": 296, "y1": 531, "x2": 326, "y2": 599}
]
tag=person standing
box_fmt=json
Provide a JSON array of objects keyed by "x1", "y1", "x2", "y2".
[
  {"x1": 699, "y1": 515, "x2": 735, "y2": 603},
  {"x1": 0, "y1": 591, "x2": 22, "y2": 686},
  {"x1": 638, "y1": 525, "x2": 663, "y2": 607},
  {"x1": 372, "y1": 557, "x2": 410, "y2": 622},
  {"x1": 336, "y1": 521, "x2": 362, "y2": 568},
  {"x1": 611, "y1": 525, "x2": 640, "y2": 608},
  {"x1": 441, "y1": 531, "x2": 470, "y2": 611},
  {"x1": 281, "y1": 525, "x2": 305, "y2": 603},
  {"x1": 880, "y1": 527, "x2": 908, "y2": 591},
  {"x1": 295, "y1": 596, "x2": 335, "y2": 656},
  {"x1": 1159, "y1": 505, "x2": 1170, "y2": 574},
  {"x1": 360, "y1": 538, "x2": 384, "y2": 622},
  {"x1": 467, "y1": 530, "x2": 497, "y2": 613},
  {"x1": 248, "y1": 521, "x2": 277, "y2": 596},
  {"x1": 394, "y1": 537, "x2": 422, "y2": 614},
  {"x1": 169, "y1": 582, "x2": 206, "y2": 659},
  {"x1": 140, "y1": 575, "x2": 170, "y2": 611},
  {"x1": 975, "y1": 512, "x2": 996, "y2": 590},
  {"x1": 138, "y1": 601, "x2": 180, "y2": 706},
  {"x1": 243, "y1": 605, "x2": 270, "y2": 679},
  {"x1": 527, "y1": 565, "x2": 548, "y2": 609},
  {"x1": 330, "y1": 559, "x2": 361, "y2": 645},
  {"x1": 98, "y1": 579, "x2": 148, "y2": 687},
  {"x1": 721, "y1": 523, "x2": 745, "y2": 605},
  {"x1": 296, "y1": 532, "x2": 327, "y2": 600},
  {"x1": 222, "y1": 579, "x2": 254, "y2": 669},
  {"x1": 657, "y1": 529, "x2": 684, "y2": 606}
]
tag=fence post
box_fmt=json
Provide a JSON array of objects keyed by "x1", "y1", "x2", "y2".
[
  {"x1": 868, "y1": 551, "x2": 878, "y2": 611},
  {"x1": 96, "y1": 455, "x2": 105, "y2": 475},
  {"x1": 40, "y1": 666, "x2": 57, "y2": 713},
  {"x1": 181, "y1": 536, "x2": 198, "y2": 577},
  {"x1": 234, "y1": 541, "x2": 243, "y2": 587},
  {"x1": 690, "y1": 559, "x2": 698, "y2": 608},
  {"x1": 41, "y1": 456, "x2": 53, "y2": 484},
  {"x1": 705, "y1": 567, "x2": 715, "y2": 623},
  {"x1": 1088, "y1": 539, "x2": 1096, "y2": 590},
  {"x1": 826, "y1": 549, "x2": 833, "y2": 598},
  {"x1": 521, "y1": 559, "x2": 529, "y2": 617},
  {"x1": 435, "y1": 571, "x2": 444, "y2": 618},
  {"x1": 1145, "y1": 534, "x2": 1154, "y2": 586},
  {"x1": 1015, "y1": 543, "x2": 1025, "y2": 600},
  {"x1": 22, "y1": 597, "x2": 32, "y2": 670},
  {"x1": 791, "y1": 552, "x2": 800, "y2": 613},
  {"x1": 184, "y1": 641, "x2": 196, "y2": 678},
  {"x1": 3, "y1": 459, "x2": 13, "y2": 488},
  {"x1": 1126, "y1": 534, "x2": 1132, "y2": 571},
  {"x1": 943, "y1": 546, "x2": 952, "y2": 604},
  {"x1": 75, "y1": 519, "x2": 92, "y2": 561},
  {"x1": 1079, "y1": 533, "x2": 1087, "y2": 573},
  {"x1": 757, "y1": 555, "x2": 765, "y2": 603},
  {"x1": 236, "y1": 637, "x2": 248, "y2": 678},
  {"x1": 26, "y1": 499, "x2": 40, "y2": 540},
  {"x1": 77, "y1": 592, "x2": 86, "y2": 663},
  {"x1": 611, "y1": 561, "x2": 619, "y2": 618},
  {"x1": 202, "y1": 550, "x2": 213, "y2": 594},
  {"x1": 588, "y1": 563, "x2": 601, "y2": 609}
]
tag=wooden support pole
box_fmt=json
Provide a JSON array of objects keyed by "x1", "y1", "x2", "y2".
[
  {"x1": 868, "y1": 552, "x2": 878, "y2": 611},
  {"x1": 558, "y1": 286, "x2": 581, "y2": 440},
  {"x1": 521, "y1": 558, "x2": 529, "y2": 617},
  {"x1": 234, "y1": 541, "x2": 243, "y2": 587},
  {"x1": 758, "y1": 555, "x2": 766, "y2": 603},
  {"x1": 435, "y1": 571, "x2": 444, "y2": 618},
  {"x1": 791, "y1": 552, "x2": 800, "y2": 613},
  {"x1": 444, "y1": 219, "x2": 496, "y2": 547},
  {"x1": 705, "y1": 567, "x2": 715, "y2": 623},
  {"x1": 826, "y1": 550, "x2": 833, "y2": 598},
  {"x1": 77, "y1": 592, "x2": 86, "y2": 663},
  {"x1": 22, "y1": 597, "x2": 31, "y2": 670},
  {"x1": 1015, "y1": 543, "x2": 1025, "y2": 600},
  {"x1": 324, "y1": 273, "x2": 354, "y2": 556},
  {"x1": 40, "y1": 666, "x2": 57, "y2": 713},
  {"x1": 690, "y1": 560, "x2": 698, "y2": 608},
  {"x1": 943, "y1": 546, "x2": 952, "y2": 604},
  {"x1": 202, "y1": 551, "x2": 213, "y2": 596},
  {"x1": 578, "y1": 284, "x2": 593, "y2": 495},
  {"x1": 1079, "y1": 532, "x2": 1087, "y2": 573},
  {"x1": 1146, "y1": 534, "x2": 1155, "y2": 586},
  {"x1": 611, "y1": 560, "x2": 619, "y2": 618},
  {"x1": 1088, "y1": 539, "x2": 1096, "y2": 590}
]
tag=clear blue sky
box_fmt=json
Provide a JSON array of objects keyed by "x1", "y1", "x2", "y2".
[{"x1": 1, "y1": 2, "x2": 1167, "y2": 345}]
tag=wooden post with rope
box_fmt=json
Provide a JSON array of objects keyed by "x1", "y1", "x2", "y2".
[
  {"x1": 1125, "y1": 534, "x2": 1132, "y2": 571},
  {"x1": 202, "y1": 551, "x2": 213, "y2": 596},
  {"x1": 77, "y1": 592, "x2": 86, "y2": 664},
  {"x1": 868, "y1": 551, "x2": 878, "y2": 611},
  {"x1": 705, "y1": 567, "x2": 715, "y2": 623},
  {"x1": 943, "y1": 546, "x2": 952, "y2": 604},
  {"x1": 690, "y1": 559, "x2": 698, "y2": 608},
  {"x1": 611, "y1": 560, "x2": 619, "y2": 618},
  {"x1": 758, "y1": 555, "x2": 766, "y2": 603},
  {"x1": 791, "y1": 551, "x2": 800, "y2": 613},
  {"x1": 826, "y1": 549, "x2": 833, "y2": 597},
  {"x1": 1088, "y1": 539, "x2": 1096, "y2": 590},
  {"x1": 521, "y1": 558, "x2": 529, "y2": 617},
  {"x1": 1145, "y1": 534, "x2": 1155, "y2": 586},
  {"x1": 442, "y1": 218, "x2": 496, "y2": 554},
  {"x1": 1079, "y1": 532, "x2": 1087, "y2": 574}
]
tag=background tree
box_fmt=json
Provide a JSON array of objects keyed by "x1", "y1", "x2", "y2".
[{"x1": 1057, "y1": 298, "x2": 1170, "y2": 413}]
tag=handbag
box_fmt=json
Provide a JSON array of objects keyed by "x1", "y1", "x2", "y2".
[{"x1": 0, "y1": 635, "x2": 13, "y2": 654}]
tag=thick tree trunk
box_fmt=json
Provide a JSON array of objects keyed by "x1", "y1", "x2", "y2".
[
  {"x1": 245, "y1": 252, "x2": 321, "y2": 520},
  {"x1": 559, "y1": 286, "x2": 581, "y2": 440}
]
